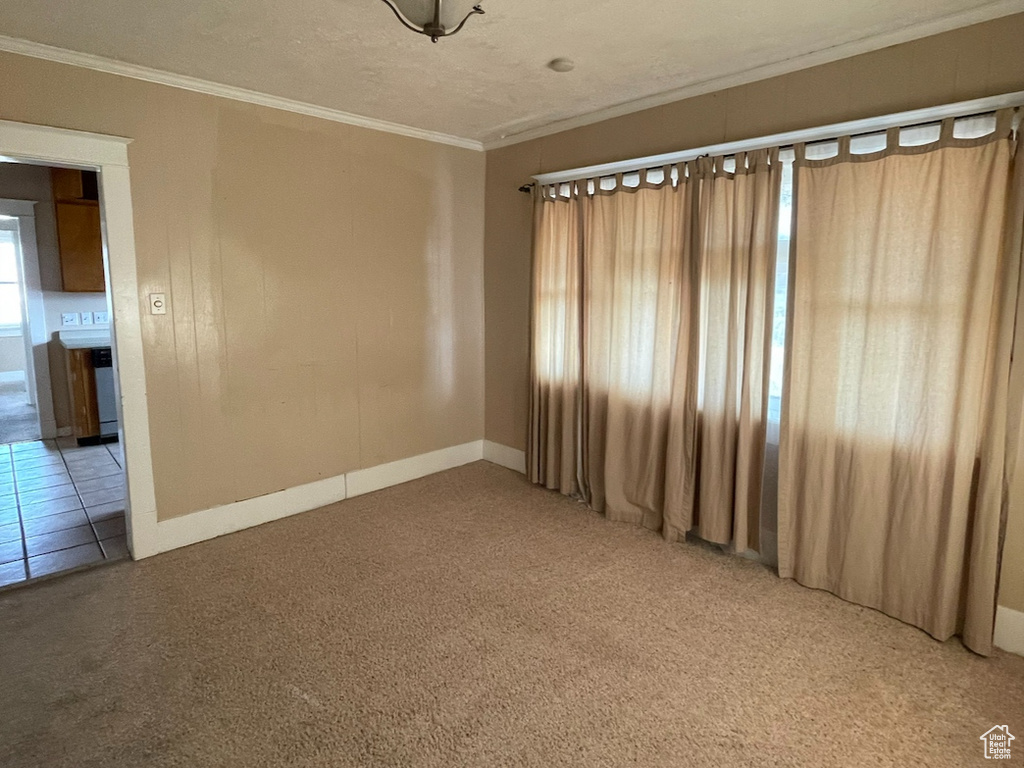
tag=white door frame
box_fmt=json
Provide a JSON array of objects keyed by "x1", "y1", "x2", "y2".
[
  {"x1": 16, "y1": 213, "x2": 38, "y2": 410},
  {"x1": 0, "y1": 119, "x2": 158, "y2": 558}
]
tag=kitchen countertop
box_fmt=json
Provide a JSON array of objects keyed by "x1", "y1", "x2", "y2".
[{"x1": 57, "y1": 330, "x2": 112, "y2": 350}]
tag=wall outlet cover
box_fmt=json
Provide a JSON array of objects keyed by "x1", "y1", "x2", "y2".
[
  {"x1": 61, "y1": 312, "x2": 80, "y2": 326},
  {"x1": 80, "y1": 312, "x2": 93, "y2": 325},
  {"x1": 94, "y1": 311, "x2": 109, "y2": 324}
]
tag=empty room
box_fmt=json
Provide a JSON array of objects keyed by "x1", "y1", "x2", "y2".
[{"x1": 0, "y1": 1, "x2": 1022, "y2": 765}]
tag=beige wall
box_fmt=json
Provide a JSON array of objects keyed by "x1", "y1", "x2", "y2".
[
  {"x1": 483, "y1": 14, "x2": 1024, "y2": 611},
  {"x1": 0, "y1": 51, "x2": 485, "y2": 521},
  {"x1": 0, "y1": 334, "x2": 27, "y2": 375}
]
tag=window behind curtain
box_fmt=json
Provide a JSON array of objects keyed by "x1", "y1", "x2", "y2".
[{"x1": 764, "y1": 114, "x2": 999, "y2": 428}]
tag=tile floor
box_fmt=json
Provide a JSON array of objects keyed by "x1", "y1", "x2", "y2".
[{"x1": 0, "y1": 437, "x2": 127, "y2": 589}]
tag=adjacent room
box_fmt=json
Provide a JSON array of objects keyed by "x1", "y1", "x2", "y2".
[
  {"x1": 0, "y1": 161, "x2": 127, "y2": 585},
  {"x1": 0, "y1": 1, "x2": 1021, "y2": 766}
]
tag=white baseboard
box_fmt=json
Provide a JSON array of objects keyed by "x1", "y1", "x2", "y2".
[
  {"x1": 151, "y1": 439, "x2": 526, "y2": 557},
  {"x1": 158, "y1": 473, "x2": 350, "y2": 554},
  {"x1": 0, "y1": 370, "x2": 26, "y2": 384},
  {"x1": 994, "y1": 605, "x2": 1024, "y2": 656},
  {"x1": 154, "y1": 440, "x2": 486, "y2": 556},
  {"x1": 347, "y1": 440, "x2": 484, "y2": 498},
  {"x1": 482, "y1": 440, "x2": 526, "y2": 474}
]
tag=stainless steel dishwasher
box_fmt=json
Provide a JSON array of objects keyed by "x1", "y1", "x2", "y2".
[{"x1": 91, "y1": 347, "x2": 119, "y2": 439}]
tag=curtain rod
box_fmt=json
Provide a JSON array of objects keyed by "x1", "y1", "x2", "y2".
[{"x1": 528, "y1": 90, "x2": 1024, "y2": 188}]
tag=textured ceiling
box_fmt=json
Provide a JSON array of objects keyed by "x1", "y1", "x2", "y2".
[{"x1": 0, "y1": 0, "x2": 1021, "y2": 145}]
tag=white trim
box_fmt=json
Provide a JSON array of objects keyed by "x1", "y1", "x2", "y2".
[
  {"x1": 2, "y1": 2, "x2": 1018, "y2": 155},
  {"x1": 158, "y1": 473, "x2": 349, "y2": 553},
  {"x1": 994, "y1": 605, "x2": 1024, "y2": 656},
  {"x1": 0, "y1": 119, "x2": 160, "y2": 559},
  {"x1": 346, "y1": 440, "x2": 484, "y2": 498},
  {"x1": 155, "y1": 440, "x2": 485, "y2": 554},
  {"x1": 1, "y1": 2, "x2": 1019, "y2": 155},
  {"x1": 0, "y1": 371, "x2": 26, "y2": 384},
  {"x1": 532, "y1": 90, "x2": 1024, "y2": 186},
  {"x1": 482, "y1": 440, "x2": 526, "y2": 474},
  {"x1": 99, "y1": 163, "x2": 159, "y2": 557},
  {"x1": 0, "y1": 197, "x2": 37, "y2": 216},
  {"x1": 0, "y1": 35, "x2": 484, "y2": 153},
  {"x1": 13, "y1": 217, "x2": 34, "y2": 411},
  {"x1": 38, "y1": 418, "x2": 57, "y2": 440},
  {"x1": 0, "y1": 120, "x2": 131, "y2": 168},
  {"x1": 486, "y1": 0, "x2": 1024, "y2": 149},
  {"x1": 156, "y1": 439, "x2": 535, "y2": 555}
]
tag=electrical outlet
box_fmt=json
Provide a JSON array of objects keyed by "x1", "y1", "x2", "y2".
[
  {"x1": 94, "y1": 311, "x2": 109, "y2": 324},
  {"x1": 61, "y1": 312, "x2": 80, "y2": 326},
  {"x1": 81, "y1": 312, "x2": 93, "y2": 325}
]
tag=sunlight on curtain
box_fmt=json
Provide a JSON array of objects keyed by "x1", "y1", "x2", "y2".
[
  {"x1": 759, "y1": 115, "x2": 1002, "y2": 566},
  {"x1": 664, "y1": 151, "x2": 781, "y2": 549},
  {"x1": 582, "y1": 174, "x2": 693, "y2": 522},
  {"x1": 529, "y1": 153, "x2": 782, "y2": 547},
  {"x1": 529, "y1": 190, "x2": 582, "y2": 495},
  {"x1": 778, "y1": 111, "x2": 1019, "y2": 654}
]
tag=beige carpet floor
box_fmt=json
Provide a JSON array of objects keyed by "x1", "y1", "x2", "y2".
[
  {"x1": 0, "y1": 461, "x2": 1020, "y2": 767},
  {"x1": 0, "y1": 388, "x2": 41, "y2": 444}
]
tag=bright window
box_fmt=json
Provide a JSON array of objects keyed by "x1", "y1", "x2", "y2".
[
  {"x1": 0, "y1": 226, "x2": 23, "y2": 328},
  {"x1": 765, "y1": 159, "x2": 793, "y2": 423}
]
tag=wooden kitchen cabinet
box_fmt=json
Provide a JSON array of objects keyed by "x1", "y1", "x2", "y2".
[
  {"x1": 52, "y1": 168, "x2": 105, "y2": 293},
  {"x1": 65, "y1": 347, "x2": 101, "y2": 440},
  {"x1": 55, "y1": 202, "x2": 105, "y2": 292}
]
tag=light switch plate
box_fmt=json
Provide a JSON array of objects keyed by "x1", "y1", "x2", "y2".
[
  {"x1": 80, "y1": 312, "x2": 93, "y2": 325},
  {"x1": 61, "y1": 312, "x2": 80, "y2": 326},
  {"x1": 94, "y1": 311, "x2": 109, "y2": 324},
  {"x1": 149, "y1": 293, "x2": 167, "y2": 315}
]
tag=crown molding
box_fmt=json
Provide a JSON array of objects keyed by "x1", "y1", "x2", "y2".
[
  {"x1": 482, "y1": 0, "x2": 1024, "y2": 150},
  {"x1": 2, "y1": 0, "x2": 1021, "y2": 155},
  {"x1": 0, "y1": 34, "x2": 485, "y2": 152}
]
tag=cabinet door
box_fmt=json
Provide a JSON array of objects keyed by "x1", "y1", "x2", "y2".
[
  {"x1": 55, "y1": 202, "x2": 105, "y2": 292},
  {"x1": 51, "y1": 168, "x2": 84, "y2": 201},
  {"x1": 65, "y1": 347, "x2": 100, "y2": 439}
]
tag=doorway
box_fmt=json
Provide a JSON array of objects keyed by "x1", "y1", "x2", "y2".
[
  {"x1": 0, "y1": 119, "x2": 159, "y2": 574},
  {"x1": 0, "y1": 217, "x2": 39, "y2": 444},
  {"x1": 0, "y1": 160, "x2": 129, "y2": 586}
]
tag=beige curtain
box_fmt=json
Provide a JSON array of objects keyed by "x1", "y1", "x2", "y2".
[
  {"x1": 528, "y1": 187, "x2": 582, "y2": 495},
  {"x1": 529, "y1": 151, "x2": 781, "y2": 549},
  {"x1": 778, "y1": 113, "x2": 1020, "y2": 654},
  {"x1": 664, "y1": 151, "x2": 781, "y2": 548},
  {"x1": 581, "y1": 171, "x2": 694, "y2": 527}
]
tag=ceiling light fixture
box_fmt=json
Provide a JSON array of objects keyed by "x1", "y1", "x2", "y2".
[{"x1": 379, "y1": 0, "x2": 485, "y2": 43}]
